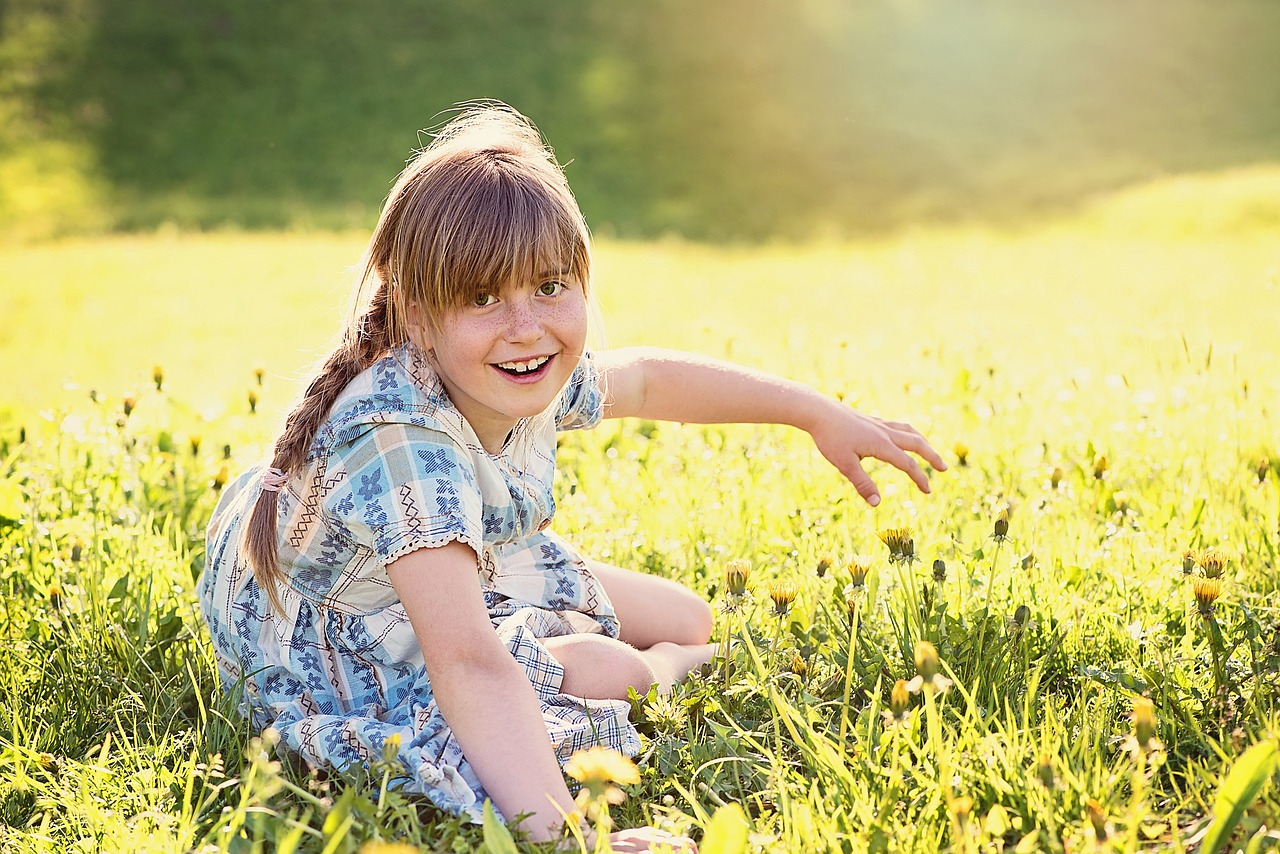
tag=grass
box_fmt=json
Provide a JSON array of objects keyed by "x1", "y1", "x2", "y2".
[{"x1": 1, "y1": 172, "x2": 1279, "y2": 851}]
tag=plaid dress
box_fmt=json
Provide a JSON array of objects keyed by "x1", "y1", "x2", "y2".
[{"x1": 198, "y1": 344, "x2": 640, "y2": 820}]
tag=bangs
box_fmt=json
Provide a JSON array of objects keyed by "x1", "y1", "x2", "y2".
[{"x1": 392, "y1": 149, "x2": 591, "y2": 318}]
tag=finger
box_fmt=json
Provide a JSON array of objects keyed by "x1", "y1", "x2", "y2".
[
  {"x1": 843, "y1": 456, "x2": 881, "y2": 507},
  {"x1": 879, "y1": 444, "x2": 932, "y2": 493},
  {"x1": 887, "y1": 428, "x2": 949, "y2": 472}
]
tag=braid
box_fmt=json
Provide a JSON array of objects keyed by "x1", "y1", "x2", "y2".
[{"x1": 243, "y1": 282, "x2": 396, "y2": 613}]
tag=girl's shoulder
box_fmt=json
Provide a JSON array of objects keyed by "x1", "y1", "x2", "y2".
[{"x1": 309, "y1": 345, "x2": 468, "y2": 461}]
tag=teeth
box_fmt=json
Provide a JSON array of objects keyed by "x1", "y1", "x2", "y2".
[{"x1": 498, "y1": 355, "x2": 550, "y2": 373}]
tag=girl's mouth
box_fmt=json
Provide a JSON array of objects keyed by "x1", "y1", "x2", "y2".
[{"x1": 494, "y1": 354, "x2": 553, "y2": 380}]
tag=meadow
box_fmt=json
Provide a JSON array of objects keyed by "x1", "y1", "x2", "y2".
[{"x1": 1, "y1": 170, "x2": 1280, "y2": 852}]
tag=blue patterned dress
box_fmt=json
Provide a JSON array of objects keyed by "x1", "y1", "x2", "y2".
[{"x1": 199, "y1": 343, "x2": 640, "y2": 820}]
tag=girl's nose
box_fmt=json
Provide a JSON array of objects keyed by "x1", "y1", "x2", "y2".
[{"x1": 503, "y1": 296, "x2": 544, "y2": 342}]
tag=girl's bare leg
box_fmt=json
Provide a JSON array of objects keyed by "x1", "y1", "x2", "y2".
[
  {"x1": 544, "y1": 635, "x2": 714, "y2": 698},
  {"x1": 586, "y1": 560, "x2": 714, "y2": 648}
]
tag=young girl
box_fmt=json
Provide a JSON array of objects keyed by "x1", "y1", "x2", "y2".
[{"x1": 200, "y1": 104, "x2": 944, "y2": 851}]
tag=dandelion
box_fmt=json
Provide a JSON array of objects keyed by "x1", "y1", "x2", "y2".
[
  {"x1": 70, "y1": 542, "x2": 83, "y2": 563},
  {"x1": 122, "y1": 395, "x2": 137, "y2": 418},
  {"x1": 1131, "y1": 696, "x2": 1159, "y2": 753},
  {"x1": 878, "y1": 527, "x2": 915, "y2": 563},
  {"x1": 1036, "y1": 753, "x2": 1056, "y2": 789},
  {"x1": 359, "y1": 843, "x2": 423, "y2": 854},
  {"x1": 222, "y1": 443, "x2": 232, "y2": 460},
  {"x1": 213, "y1": 465, "x2": 229, "y2": 492},
  {"x1": 1085, "y1": 799, "x2": 1109, "y2": 843},
  {"x1": 380, "y1": 732, "x2": 402, "y2": 763},
  {"x1": 768, "y1": 580, "x2": 797, "y2": 618},
  {"x1": 254, "y1": 367, "x2": 266, "y2": 387},
  {"x1": 953, "y1": 441, "x2": 969, "y2": 467},
  {"x1": 789, "y1": 652, "x2": 809, "y2": 680},
  {"x1": 888, "y1": 678, "x2": 911, "y2": 721},
  {"x1": 846, "y1": 555, "x2": 872, "y2": 590},
  {"x1": 190, "y1": 435, "x2": 202, "y2": 456},
  {"x1": 1092, "y1": 454, "x2": 1109, "y2": 480},
  {"x1": 722, "y1": 558, "x2": 752, "y2": 613},
  {"x1": 1257, "y1": 457, "x2": 1269, "y2": 483},
  {"x1": 1007, "y1": 604, "x2": 1036, "y2": 639},
  {"x1": 1019, "y1": 551, "x2": 1037, "y2": 571},
  {"x1": 1049, "y1": 466, "x2": 1064, "y2": 489},
  {"x1": 992, "y1": 507, "x2": 1010, "y2": 541},
  {"x1": 152, "y1": 365, "x2": 164, "y2": 392},
  {"x1": 1181, "y1": 549, "x2": 1198, "y2": 574},
  {"x1": 815, "y1": 555, "x2": 832, "y2": 578},
  {"x1": 565, "y1": 747, "x2": 639, "y2": 821},
  {"x1": 248, "y1": 389, "x2": 259, "y2": 415},
  {"x1": 1193, "y1": 578, "x2": 1221, "y2": 615},
  {"x1": 906, "y1": 640, "x2": 952, "y2": 694},
  {"x1": 1111, "y1": 490, "x2": 1131, "y2": 514},
  {"x1": 1197, "y1": 548, "x2": 1229, "y2": 579},
  {"x1": 931, "y1": 558, "x2": 947, "y2": 582}
]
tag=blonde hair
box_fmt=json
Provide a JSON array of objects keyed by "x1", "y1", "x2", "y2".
[{"x1": 244, "y1": 102, "x2": 593, "y2": 612}]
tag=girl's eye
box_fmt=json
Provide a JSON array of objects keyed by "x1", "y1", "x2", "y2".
[
  {"x1": 472, "y1": 293, "x2": 497, "y2": 307},
  {"x1": 538, "y1": 280, "x2": 563, "y2": 296}
]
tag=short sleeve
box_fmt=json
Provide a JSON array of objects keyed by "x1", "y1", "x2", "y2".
[
  {"x1": 555, "y1": 352, "x2": 604, "y2": 431},
  {"x1": 324, "y1": 422, "x2": 484, "y2": 567}
]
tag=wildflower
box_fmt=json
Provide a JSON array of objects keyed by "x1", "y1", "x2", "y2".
[
  {"x1": 949, "y1": 796, "x2": 973, "y2": 828},
  {"x1": 1092, "y1": 454, "x2": 1108, "y2": 480},
  {"x1": 1007, "y1": 604, "x2": 1037, "y2": 639},
  {"x1": 222, "y1": 443, "x2": 232, "y2": 460},
  {"x1": 1131, "y1": 696, "x2": 1159, "y2": 753},
  {"x1": 846, "y1": 556, "x2": 872, "y2": 590},
  {"x1": 122, "y1": 395, "x2": 137, "y2": 418},
  {"x1": 878, "y1": 527, "x2": 915, "y2": 563},
  {"x1": 359, "y1": 843, "x2": 423, "y2": 854},
  {"x1": 1050, "y1": 466, "x2": 1064, "y2": 489},
  {"x1": 815, "y1": 555, "x2": 832, "y2": 578},
  {"x1": 993, "y1": 508, "x2": 1010, "y2": 541},
  {"x1": 905, "y1": 640, "x2": 953, "y2": 694},
  {"x1": 1036, "y1": 753, "x2": 1056, "y2": 789},
  {"x1": 213, "y1": 465, "x2": 229, "y2": 492},
  {"x1": 888, "y1": 678, "x2": 911, "y2": 720},
  {"x1": 931, "y1": 558, "x2": 947, "y2": 582},
  {"x1": 1197, "y1": 549, "x2": 1228, "y2": 579},
  {"x1": 153, "y1": 365, "x2": 164, "y2": 392},
  {"x1": 380, "y1": 732, "x2": 403, "y2": 763},
  {"x1": 768, "y1": 580, "x2": 797, "y2": 617},
  {"x1": 248, "y1": 389, "x2": 259, "y2": 415},
  {"x1": 1181, "y1": 549, "x2": 1198, "y2": 574},
  {"x1": 48, "y1": 584, "x2": 63, "y2": 610},
  {"x1": 1019, "y1": 551, "x2": 1037, "y2": 571},
  {"x1": 1085, "y1": 799, "x2": 1109, "y2": 843},
  {"x1": 70, "y1": 542, "x2": 83, "y2": 563},
  {"x1": 953, "y1": 441, "x2": 969, "y2": 467},
  {"x1": 1193, "y1": 578, "x2": 1221, "y2": 615},
  {"x1": 190, "y1": 435, "x2": 202, "y2": 456},
  {"x1": 1257, "y1": 458, "x2": 1269, "y2": 483},
  {"x1": 565, "y1": 746, "x2": 639, "y2": 816},
  {"x1": 1111, "y1": 490, "x2": 1131, "y2": 514},
  {"x1": 722, "y1": 559, "x2": 752, "y2": 613},
  {"x1": 255, "y1": 367, "x2": 266, "y2": 387},
  {"x1": 789, "y1": 652, "x2": 809, "y2": 680}
]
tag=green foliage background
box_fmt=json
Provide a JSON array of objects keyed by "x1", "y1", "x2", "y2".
[{"x1": 3, "y1": 0, "x2": 1280, "y2": 240}]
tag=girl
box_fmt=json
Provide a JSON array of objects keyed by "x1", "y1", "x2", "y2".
[{"x1": 200, "y1": 103, "x2": 945, "y2": 851}]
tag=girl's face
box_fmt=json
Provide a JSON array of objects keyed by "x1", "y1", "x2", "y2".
[{"x1": 417, "y1": 272, "x2": 588, "y2": 452}]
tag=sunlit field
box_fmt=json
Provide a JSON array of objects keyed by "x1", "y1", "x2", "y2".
[{"x1": 1, "y1": 171, "x2": 1279, "y2": 852}]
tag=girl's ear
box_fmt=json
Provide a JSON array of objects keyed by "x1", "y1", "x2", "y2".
[{"x1": 404, "y1": 302, "x2": 434, "y2": 351}]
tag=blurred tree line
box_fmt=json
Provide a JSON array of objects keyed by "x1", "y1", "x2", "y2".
[{"x1": 2, "y1": 0, "x2": 1278, "y2": 241}]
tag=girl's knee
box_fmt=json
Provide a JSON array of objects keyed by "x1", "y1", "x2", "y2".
[
  {"x1": 549, "y1": 636, "x2": 656, "y2": 700},
  {"x1": 672, "y1": 593, "x2": 714, "y2": 646}
]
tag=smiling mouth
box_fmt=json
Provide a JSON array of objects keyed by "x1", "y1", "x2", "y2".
[{"x1": 494, "y1": 355, "x2": 552, "y2": 376}]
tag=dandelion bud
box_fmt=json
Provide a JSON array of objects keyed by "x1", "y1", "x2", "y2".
[
  {"x1": 1132, "y1": 697, "x2": 1157, "y2": 750},
  {"x1": 1197, "y1": 549, "x2": 1228, "y2": 579},
  {"x1": 189, "y1": 435, "x2": 202, "y2": 456},
  {"x1": 1013, "y1": 604, "x2": 1030, "y2": 628},
  {"x1": 1050, "y1": 466, "x2": 1063, "y2": 489},
  {"x1": 1193, "y1": 578, "x2": 1221, "y2": 614},
  {"x1": 213, "y1": 465, "x2": 229, "y2": 492},
  {"x1": 255, "y1": 367, "x2": 266, "y2": 387},
  {"x1": 953, "y1": 442, "x2": 969, "y2": 467},
  {"x1": 1086, "y1": 799, "x2": 1109, "y2": 842},
  {"x1": 247, "y1": 389, "x2": 259, "y2": 415},
  {"x1": 1019, "y1": 551, "x2": 1036, "y2": 570},
  {"x1": 815, "y1": 556, "x2": 832, "y2": 578},
  {"x1": 931, "y1": 558, "x2": 947, "y2": 583},
  {"x1": 1257, "y1": 458, "x2": 1269, "y2": 483},
  {"x1": 889, "y1": 679, "x2": 911, "y2": 718},
  {"x1": 789, "y1": 653, "x2": 809, "y2": 679},
  {"x1": 122, "y1": 395, "x2": 137, "y2": 417},
  {"x1": 993, "y1": 508, "x2": 1010, "y2": 540},
  {"x1": 1181, "y1": 549, "x2": 1198, "y2": 574},
  {"x1": 914, "y1": 641, "x2": 939, "y2": 681},
  {"x1": 222, "y1": 443, "x2": 232, "y2": 460},
  {"x1": 1036, "y1": 753, "x2": 1056, "y2": 789},
  {"x1": 70, "y1": 542, "x2": 83, "y2": 563},
  {"x1": 725, "y1": 559, "x2": 751, "y2": 597},
  {"x1": 152, "y1": 365, "x2": 164, "y2": 391},
  {"x1": 768, "y1": 580, "x2": 797, "y2": 617},
  {"x1": 18, "y1": 426, "x2": 26, "y2": 444},
  {"x1": 1112, "y1": 490, "x2": 1130, "y2": 513},
  {"x1": 950, "y1": 796, "x2": 973, "y2": 827},
  {"x1": 878, "y1": 527, "x2": 915, "y2": 563},
  {"x1": 847, "y1": 556, "x2": 871, "y2": 590},
  {"x1": 1092, "y1": 454, "x2": 1108, "y2": 480},
  {"x1": 381, "y1": 732, "x2": 403, "y2": 764}
]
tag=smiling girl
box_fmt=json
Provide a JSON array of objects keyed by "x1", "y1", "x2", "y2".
[{"x1": 199, "y1": 103, "x2": 944, "y2": 851}]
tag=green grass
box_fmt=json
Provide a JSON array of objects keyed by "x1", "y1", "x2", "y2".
[{"x1": 1, "y1": 173, "x2": 1279, "y2": 851}]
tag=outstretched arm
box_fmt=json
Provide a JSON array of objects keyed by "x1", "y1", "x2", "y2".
[{"x1": 597, "y1": 346, "x2": 947, "y2": 507}]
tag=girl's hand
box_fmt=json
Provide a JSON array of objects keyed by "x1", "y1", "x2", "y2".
[
  {"x1": 807, "y1": 400, "x2": 947, "y2": 507},
  {"x1": 609, "y1": 827, "x2": 697, "y2": 852}
]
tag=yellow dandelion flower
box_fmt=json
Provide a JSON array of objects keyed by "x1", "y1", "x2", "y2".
[
  {"x1": 847, "y1": 555, "x2": 872, "y2": 589},
  {"x1": 152, "y1": 365, "x2": 164, "y2": 392},
  {"x1": 953, "y1": 441, "x2": 969, "y2": 467},
  {"x1": 1049, "y1": 466, "x2": 1064, "y2": 489},
  {"x1": 724, "y1": 559, "x2": 751, "y2": 597},
  {"x1": 1092, "y1": 454, "x2": 1109, "y2": 480},
  {"x1": 993, "y1": 507, "x2": 1010, "y2": 540},
  {"x1": 877, "y1": 527, "x2": 915, "y2": 563},
  {"x1": 889, "y1": 679, "x2": 911, "y2": 719},
  {"x1": 122, "y1": 395, "x2": 138, "y2": 417},
  {"x1": 815, "y1": 555, "x2": 832, "y2": 578},
  {"x1": 1197, "y1": 549, "x2": 1229, "y2": 579},
  {"x1": 1086, "y1": 799, "x2": 1109, "y2": 842},
  {"x1": 768, "y1": 580, "x2": 797, "y2": 617},
  {"x1": 1132, "y1": 697, "x2": 1157, "y2": 750},
  {"x1": 565, "y1": 747, "x2": 639, "y2": 809},
  {"x1": 1193, "y1": 578, "x2": 1221, "y2": 614},
  {"x1": 1181, "y1": 549, "x2": 1198, "y2": 575},
  {"x1": 914, "y1": 641, "x2": 939, "y2": 680}
]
